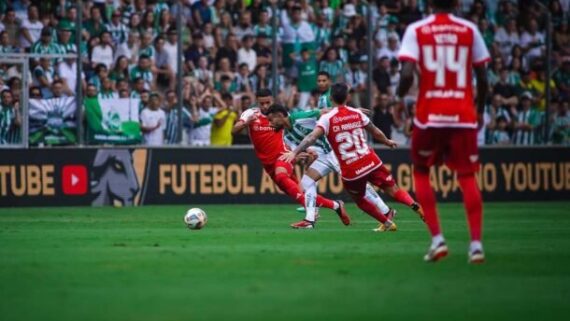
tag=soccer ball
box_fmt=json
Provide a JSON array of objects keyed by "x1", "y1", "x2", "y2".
[{"x1": 184, "y1": 208, "x2": 208, "y2": 230}]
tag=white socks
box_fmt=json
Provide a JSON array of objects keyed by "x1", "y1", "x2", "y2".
[
  {"x1": 364, "y1": 184, "x2": 390, "y2": 214},
  {"x1": 301, "y1": 175, "x2": 317, "y2": 222},
  {"x1": 431, "y1": 234, "x2": 445, "y2": 248},
  {"x1": 470, "y1": 241, "x2": 483, "y2": 253}
]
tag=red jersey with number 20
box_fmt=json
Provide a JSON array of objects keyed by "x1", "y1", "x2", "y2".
[
  {"x1": 398, "y1": 13, "x2": 491, "y2": 129},
  {"x1": 316, "y1": 106, "x2": 382, "y2": 181},
  {"x1": 239, "y1": 108, "x2": 288, "y2": 165}
]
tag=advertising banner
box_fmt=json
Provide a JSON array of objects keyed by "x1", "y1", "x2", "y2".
[{"x1": 0, "y1": 147, "x2": 569, "y2": 207}]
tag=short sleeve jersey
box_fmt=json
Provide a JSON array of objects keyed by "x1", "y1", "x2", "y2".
[
  {"x1": 398, "y1": 13, "x2": 491, "y2": 129},
  {"x1": 316, "y1": 105, "x2": 382, "y2": 180},
  {"x1": 239, "y1": 108, "x2": 288, "y2": 165}
]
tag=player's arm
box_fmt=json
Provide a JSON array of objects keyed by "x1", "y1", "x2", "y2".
[
  {"x1": 279, "y1": 127, "x2": 325, "y2": 162},
  {"x1": 231, "y1": 110, "x2": 257, "y2": 135},
  {"x1": 474, "y1": 65, "x2": 488, "y2": 120},
  {"x1": 397, "y1": 61, "x2": 415, "y2": 99},
  {"x1": 364, "y1": 122, "x2": 398, "y2": 148}
]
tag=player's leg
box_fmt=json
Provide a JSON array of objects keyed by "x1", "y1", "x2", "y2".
[
  {"x1": 272, "y1": 161, "x2": 341, "y2": 218},
  {"x1": 448, "y1": 129, "x2": 484, "y2": 263},
  {"x1": 343, "y1": 176, "x2": 396, "y2": 232},
  {"x1": 364, "y1": 184, "x2": 394, "y2": 219},
  {"x1": 371, "y1": 165, "x2": 424, "y2": 221},
  {"x1": 411, "y1": 128, "x2": 447, "y2": 262},
  {"x1": 292, "y1": 152, "x2": 350, "y2": 228}
]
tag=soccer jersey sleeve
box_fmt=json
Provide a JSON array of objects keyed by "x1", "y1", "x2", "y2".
[
  {"x1": 472, "y1": 28, "x2": 491, "y2": 66},
  {"x1": 398, "y1": 26, "x2": 419, "y2": 62},
  {"x1": 316, "y1": 114, "x2": 330, "y2": 135},
  {"x1": 239, "y1": 108, "x2": 256, "y2": 122}
]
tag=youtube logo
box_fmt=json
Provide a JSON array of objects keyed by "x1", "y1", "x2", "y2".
[{"x1": 62, "y1": 165, "x2": 88, "y2": 195}]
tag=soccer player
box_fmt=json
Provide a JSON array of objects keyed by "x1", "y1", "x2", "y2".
[
  {"x1": 281, "y1": 84, "x2": 424, "y2": 232},
  {"x1": 397, "y1": 0, "x2": 490, "y2": 263},
  {"x1": 266, "y1": 104, "x2": 394, "y2": 229},
  {"x1": 231, "y1": 89, "x2": 350, "y2": 226}
]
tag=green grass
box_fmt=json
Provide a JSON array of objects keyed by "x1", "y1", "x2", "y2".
[{"x1": 1, "y1": 202, "x2": 569, "y2": 321}]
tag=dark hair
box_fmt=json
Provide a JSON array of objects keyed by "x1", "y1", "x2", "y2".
[
  {"x1": 1, "y1": 89, "x2": 11, "y2": 97},
  {"x1": 95, "y1": 64, "x2": 107, "y2": 72},
  {"x1": 222, "y1": 93, "x2": 233, "y2": 101},
  {"x1": 239, "y1": 62, "x2": 249, "y2": 69},
  {"x1": 52, "y1": 79, "x2": 63, "y2": 86},
  {"x1": 256, "y1": 88, "x2": 272, "y2": 98},
  {"x1": 241, "y1": 95, "x2": 251, "y2": 101},
  {"x1": 139, "y1": 54, "x2": 150, "y2": 60},
  {"x1": 430, "y1": 0, "x2": 457, "y2": 10},
  {"x1": 331, "y1": 83, "x2": 349, "y2": 104},
  {"x1": 318, "y1": 71, "x2": 331, "y2": 79},
  {"x1": 220, "y1": 75, "x2": 231, "y2": 82},
  {"x1": 266, "y1": 104, "x2": 289, "y2": 116}
]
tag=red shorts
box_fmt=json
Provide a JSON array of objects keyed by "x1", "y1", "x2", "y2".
[
  {"x1": 342, "y1": 165, "x2": 395, "y2": 197},
  {"x1": 411, "y1": 127, "x2": 479, "y2": 174},
  {"x1": 263, "y1": 160, "x2": 298, "y2": 182}
]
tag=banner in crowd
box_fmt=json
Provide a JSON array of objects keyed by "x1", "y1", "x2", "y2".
[
  {"x1": 84, "y1": 97, "x2": 142, "y2": 145},
  {"x1": 29, "y1": 97, "x2": 77, "y2": 145},
  {"x1": 0, "y1": 147, "x2": 568, "y2": 207}
]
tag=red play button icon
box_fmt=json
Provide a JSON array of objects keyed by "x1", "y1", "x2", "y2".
[{"x1": 62, "y1": 165, "x2": 88, "y2": 195}]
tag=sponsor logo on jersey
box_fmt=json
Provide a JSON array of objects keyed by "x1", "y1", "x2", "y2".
[
  {"x1": 332, "y1": 114, "x2": 360, "y2": 123},
  {"x1": 355, "y1": 161, "x2": 377, "y2": 175}
]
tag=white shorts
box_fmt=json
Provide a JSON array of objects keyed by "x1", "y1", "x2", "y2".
[{"x1": 307, "y1": 148, "x2": 340, "y2": 177}]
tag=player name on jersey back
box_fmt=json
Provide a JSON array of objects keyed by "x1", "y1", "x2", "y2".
[
  {"x1": 317, "y1": 106, "x2": 382, "y2": 181},
  {"x1": 398, "y1": 13, "x2": 491, "y2": 129}
]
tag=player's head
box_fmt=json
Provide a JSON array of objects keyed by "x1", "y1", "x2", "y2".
[
  {"x1": 266, "y1": 104, "x2": 289, "y2": 130},
  {"x1": 331, "y1": 83, "x2": 349, "y2": 105},
  {"x1": 317, "y1": 71, "x2": 331, "y2": 92},
  {"x1": 256, "y1": 88, "x2": 273, "y2": 114},
  {"x1": 429, "y1": 0, "x2": 458, "y2": 10}
]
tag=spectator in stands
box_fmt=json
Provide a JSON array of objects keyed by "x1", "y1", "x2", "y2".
[
  {"x1": 29, "y1": 86, "x2": 42, "y2": 99},
  {"x1": 192, "y1": 0, "x2": 212, "y2": 27},
  {"x1": 140, "y1": 92, "x2": 166, "y2": 146},
  {"x1": 215, "y1": 33, "x2": 239, "y2": 69},
  {"x1": 130, "y1": 54, "x2": 154, "y2": 90},
  {"x1": 372, "y1": 93, "x2": 394, "y2": 140},
  {"x1": 493, "y1": 68, "x2": 519, "y2": 108},
  {"x1": 164, "y1": 28, "x2": 180, "y2": 74},
  {"x1": 0, "y1": 89, "x2": 21, "y2": 144},
  {"x1": 376, "y1": 34, "x2": 400, "y2": 62},
  {"x1": 185, "y1": 33, "x2": 209, "y2": 70},
  {"x1": 83, "y1": 6, "x2": 106, "y2": 39},
  {"x1": 154, "y1": 35, "x2": 175, "y2": 90},
  {"x1": 345, "y1": 55, "x2": 366, "y2": 107},
  {"x1": 106, "y1": 11, "x2": 128, "y2": 46},
  {"x1": 139, "y1": 32, "x2": 156, "y2": 62},
  {"x1": 57, "y1": 53, "x2": 82, "y2": 96},
  {"x1": 513, "y1": 92, "x2": 541, "y2": 145},
  {"x1": 494, "y1": 18, "x2": 520, "y2": 61},
  {"x1": 211, "y1": 93, "x2": 238, "y2": 146},
  {"x1": 373, "y1": 56, "x2": 391, "y2": 94},
  {"x1": 491, "y1": 116, "x2": 512, "y2": 145},
  {"x1": 50, "y1": 80, "x2": 67, "y2": 98},
  {"x1": 529, "y1": 68, "x2": 557, "y2": 112},
  {"x1": 2, "y1": 8, "x2": 19, "y2": 47},
  {"x1": 253, "y1": 34, "x2": 272, "y2": 66},
  {"x1": 0, "y1": 30, "x2": 17, "y2": 53},
  {"x1": 90, "y1": 63, "x2": 108, "y2": 90},
  {"x1": 139, "y1": 11, "x2": 157, "y2": 39},
  {"x1": 109, "y1": 55, "x2": 129, "y2": 83},
  {"x1": 33, "y1": 58, "x2": 55, "y2": 98},
  {"x1": 130, "y1": 77, "x2": 145, "y2": 98},
  {"x1": 520, "y1": 18, "x2": 545, "y2": 64},
  {"x1": 237, "y1": 35, "x2": 257, "y2": 73},
  {"x1": 189, "y1": 91, "x2": 219, "y2": 146},
  {"x1": 98, "y1": 78, "x2": 117, "y2": 99},
  {"x1": 551, "y1": 100, "x2": 569, "y2": 145},
  {"x1": 554, "y1": 21, "x2": 569, "y2": 56},
  {"x1": 554, "y1": 58, "x2": 570, "y2": 100},
  {"x1": 319, "y1": 47, "x2": 344, "y2": 83},
  {"x1": 115, "y1": 30, "x2": 140, "y2": 64},
  {"x1": 19, "y1": 5, "x2": 43, "y2": 52},
  {"x1": 234, "y1": 63, "x2": 253, "y2": 94},
  {"x1": 30, "y1": 27, "x2": 58, "y2": 57},
  {"x1": 281, "y1": 5, "x2": 315, "y2": 71},
  {"x1": 295, "y1": 49, "x2": 318, "y2": 110},
  {"x1": 234, "y1": 10, "x2": 254, "y2": 41},
  {"x1": 253, "y1": 9, "x2": 272, "y2": 38},
  {"x1": 91, "y1": 31, "x2": 115, "y2": 69},
  {"x1": 57, "y1": 22, "x2": 76, "y2": 54}
]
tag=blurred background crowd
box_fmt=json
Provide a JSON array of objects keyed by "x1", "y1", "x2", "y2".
[{"x1": 0, "y1": 0, "x2": 569, "y2": 147}]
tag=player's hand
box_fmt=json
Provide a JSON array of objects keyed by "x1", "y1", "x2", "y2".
[
  {"x1": 358, "y1": 108, "x2": 372, "y2": 116},
  {"x1": 384, "y1": 139, "x2": 398, "y2": 149},
  {"x1": 279, "y1": 151, "x2": 297, "y2": 163},
  {"x1": 296, "y1": 151, "x2": 318, "y2": 167}
]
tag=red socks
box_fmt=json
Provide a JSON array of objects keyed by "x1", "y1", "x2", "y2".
[
  {"x1": 393, "y1": 189, "x2": 416, "y2": 207},
  {"x1": 413, "y1": 170, "x2": 441, "y2": 237},
  {"x1": 353, "y1": 195, "x2": 388, "y2": 223},
  {"x1": 273, "y1": 173, "x2": 336, "y2": 210},
  {"x1": 458, "y1": 174, "x2": 483, "y2": 241}
]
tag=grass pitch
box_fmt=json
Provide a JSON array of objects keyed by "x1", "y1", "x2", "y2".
[{"x1": 1, "y1": 202, "x2": 569, "y2": 321}]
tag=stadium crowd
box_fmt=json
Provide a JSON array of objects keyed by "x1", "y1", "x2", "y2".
[{"x1": 0, "y1": 0, "x2": 569, "y2": 146}]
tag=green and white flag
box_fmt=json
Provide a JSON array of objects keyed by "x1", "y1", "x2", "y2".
[
  {"x1": 84, "y1": 97, "x2": 142, "y2": 145},
  {"x1": 29, "y1": 97, "x2": 77, "y2": 145}
]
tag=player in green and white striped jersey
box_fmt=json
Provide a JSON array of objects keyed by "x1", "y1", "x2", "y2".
[{"x1": 267, "y1": 104, "x2": 393, "y2": 228}]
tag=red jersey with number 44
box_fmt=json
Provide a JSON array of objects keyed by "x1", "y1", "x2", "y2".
[
  {"x1": 239, "y1": 108, "x2": 288, "y2": 165},
  {"x1": 398, "y1": 13, "x2": 490, "y2": 129},
  {"x1": 317, "y1": 106, "x2": 382, "y2": 180}
]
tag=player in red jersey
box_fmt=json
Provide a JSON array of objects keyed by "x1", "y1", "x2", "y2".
[
  {"x1": 281, "y1": 84, "x2": 424, "y2": 232},
  {"x1": 397, "y1": 0, "x2": 490, "y2": 263},
  {"x1": 231, "y1": 89, "x2": 350, "y2": 227}
]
